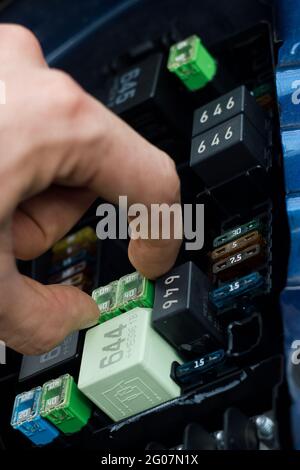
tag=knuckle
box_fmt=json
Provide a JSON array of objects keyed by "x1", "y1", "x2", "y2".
[
  {"x1": 50, "y1": 70, "x2": 86, "y2": 118},
  {"x1": 0, "y1": 24, "x2": 41, "y2": 52}
]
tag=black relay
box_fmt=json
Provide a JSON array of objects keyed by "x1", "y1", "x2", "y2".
[
  {"x1": 152, "y1": 261, "x2": 224, "y2": 353},
  {"x1": 190, "y1": 114, "x2": 266, "y2": 187},
  {"x1": 192, "y1": 86, "x2": 266, "y2": 137},
  {"x1": 102, "y1": 53, "x2": 191, "y2": 161},
  {"x1": 190, "y1": 86, "x2": 268, "y2": 188}
]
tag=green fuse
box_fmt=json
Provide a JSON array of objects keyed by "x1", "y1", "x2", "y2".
[
  {"x1": 40, "y1": 374, "x2": 92, "y2": 434},
  {"x1": 213, "y1": 219, "x2": 262, "y2": 249},
  {"x1": 167, "y1": 35, "x2": 217, "y2": 91},
  {"x1": 92, "y1": 281, "x2": 118, "y2": 324},
  {"x1": 116, "y1": 271, "x2": 154, "y2": 312},
  {"x1": 92, "y1": 272, "x2": 154, "y2": 324}
]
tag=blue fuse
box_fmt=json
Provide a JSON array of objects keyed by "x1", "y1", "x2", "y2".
[
  {"x1": 210, "y1": 272, "x2": 264, "y2": 310},
  {"x1": 174, "y1": 349, "x2": 225, "y2": 384},
  {"x1": 11, "y1": 387, "x2": 59, "y2": 446}
]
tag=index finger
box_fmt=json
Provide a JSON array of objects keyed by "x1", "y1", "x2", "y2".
[{"x1": 7, "y1": 75, "x2": 182, "y2": 279}]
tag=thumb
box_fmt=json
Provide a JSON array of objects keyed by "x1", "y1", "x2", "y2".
[{"x1": 0, "y1": 273, "x2": 99, "y2": 355}]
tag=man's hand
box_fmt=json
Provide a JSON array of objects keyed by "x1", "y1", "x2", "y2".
[{"x1": 0, "y1": 25, "x2": 181, "y2": 355}]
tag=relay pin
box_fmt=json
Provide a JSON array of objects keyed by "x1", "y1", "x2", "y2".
[
  {"x1": 40, "y1": 374, "x2": 92, "y2": 434},
  {"x1": 11, "y1": 388, "x2": 59, "y2": 446},
  {"x1": 167, "y1": 35, "x2": 217, "y2": 91},
  {"x1": 210, "y1": 272, "x2": 265, "y2": 310}
]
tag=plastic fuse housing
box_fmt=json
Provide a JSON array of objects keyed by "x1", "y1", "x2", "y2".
[
  {"x1": 168, "y1": 35, "x2": 217, "y2": 91},
  {"x1": 11, "y1": 387, "x2": 59, "y2": 446},
  {"x1": 40, "y1": 374, "x2": 92, "y2": 434},
  {"x1": 92, "y1": 272, "x2": 154, "y2": 323}
]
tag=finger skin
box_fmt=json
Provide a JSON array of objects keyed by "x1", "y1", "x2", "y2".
[
  {"x1": 0, "y1": 25, "x2": 182, "y2": 354},
  {"x1": 0, "y1": 272, "x2": 99, "y2": 355},
  {"x1": 0, "y1": 24, "x2": 47, "y2": 66},
  {"x1": 12, "y1": 186, "x2": 97, "y2": 260}
]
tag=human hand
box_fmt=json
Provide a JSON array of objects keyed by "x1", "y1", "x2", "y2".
[{"x1": 0, "y1": 25, "x2": 181, "y2": 355}]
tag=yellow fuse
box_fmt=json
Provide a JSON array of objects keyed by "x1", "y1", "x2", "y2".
[{"x1": 53, "y1": 227, "x2": 97, "y2": 261}]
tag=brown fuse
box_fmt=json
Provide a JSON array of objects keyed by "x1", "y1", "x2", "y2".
[
  {"x1": 210, "y1": 230, "x2": 263, "y2": 262},
  {"x1": 212, "y1": 243, "x2": 265, "y2": 280}
]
